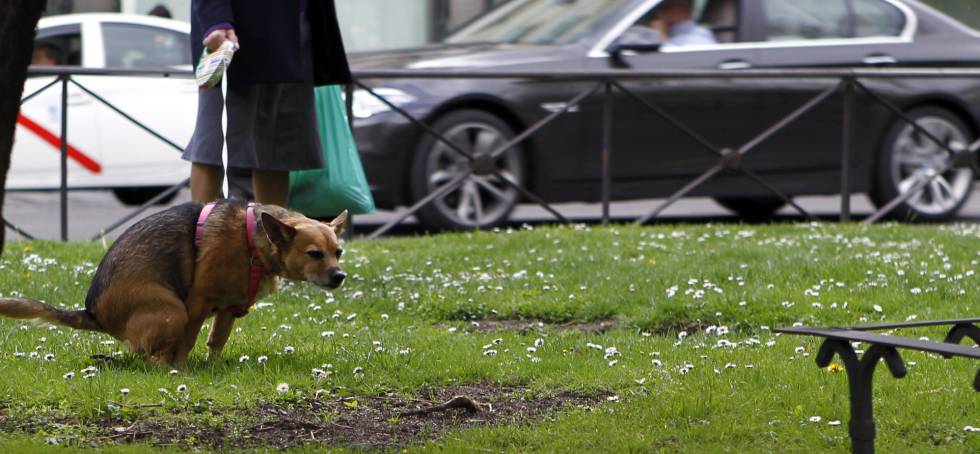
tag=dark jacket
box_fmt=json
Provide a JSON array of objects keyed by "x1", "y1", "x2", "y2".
[{"x1": 191, "y1": 0, "x2": 352, "y2": 86}]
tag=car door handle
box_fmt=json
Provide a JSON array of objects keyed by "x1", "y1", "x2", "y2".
[
  {"x1": 718, "y1": 60, "x2": 752, "y2": 70},
  {"x1": 863, "y1": 55, "x2": 897, "y2": 66}
]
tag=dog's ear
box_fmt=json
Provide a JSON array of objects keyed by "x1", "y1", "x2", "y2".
[
  {"x1": 327, "y1": 210, "x2": 348, "y2": 236},
  {"x1": 260, "y1": 212, "x2": 296, "y2": 250}
]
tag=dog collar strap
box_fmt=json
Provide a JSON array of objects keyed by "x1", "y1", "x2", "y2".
[
  {"x1": 235, "y1": 203, "x2": 267, "y2": 317},
  {"x1": 195, "y1": 202, "x2": 217, "y2": 249}
]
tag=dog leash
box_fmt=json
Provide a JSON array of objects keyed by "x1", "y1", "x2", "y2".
[{"x1": 195, "y1": 202, "x2": 267, "y2": 317}]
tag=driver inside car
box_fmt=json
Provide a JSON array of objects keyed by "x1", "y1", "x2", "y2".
[{"x1": 648, "y1": 0, "x2": 717, "y2": 46}]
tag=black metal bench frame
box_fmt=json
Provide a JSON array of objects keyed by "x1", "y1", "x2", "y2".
[{"x1": 775, "y1": 318, "x2": 980, "y2": 454}]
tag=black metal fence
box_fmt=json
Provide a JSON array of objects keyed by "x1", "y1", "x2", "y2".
[{"x1": 14, "y1": 66, "x2": 980, "y2": 241}]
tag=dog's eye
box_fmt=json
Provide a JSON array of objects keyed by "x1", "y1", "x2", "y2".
[
  {"x1": 335, "y1": 248, "x2": 344, "y2": 259},
  {"x1": 307, "y1": 250, "x2": 325, "y2": 260}
]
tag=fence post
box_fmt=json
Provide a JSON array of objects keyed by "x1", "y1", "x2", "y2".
[
  {"x1": 59, "y1": 75, "x2": 69, "y2": 241},
  {"x1": 841, "y1": 77, "x2": 854, "y2": 222}
]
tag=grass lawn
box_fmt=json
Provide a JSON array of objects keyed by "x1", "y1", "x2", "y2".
[{"x1": 0, "y1": 222, "x2": 977, "y2": 452}]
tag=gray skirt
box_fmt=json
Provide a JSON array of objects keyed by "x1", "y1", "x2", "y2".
[{"x1": 182, "y1": 12, "x2": 323, "y2": 172}]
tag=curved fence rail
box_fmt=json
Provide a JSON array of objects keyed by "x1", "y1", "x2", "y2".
[{"x1": 13, "y1": 66, "x2": 980, "y2": 240}]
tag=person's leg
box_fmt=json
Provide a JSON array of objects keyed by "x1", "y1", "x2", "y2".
[
  {"x1": 190, "y1": 163, "x2": 224, "y2": 203},
  {"x1": 252, "y1": 169, "x2": 289, "y2": 206}
]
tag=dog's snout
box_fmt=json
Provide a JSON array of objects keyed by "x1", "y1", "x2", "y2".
[{"x1": 329, "y1": 270, "x2": 346, "y2": 288}]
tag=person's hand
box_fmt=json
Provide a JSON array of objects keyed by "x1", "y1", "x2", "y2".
[
  {"x1": 649, "y1": 18, "x2": 668, "y2": 39},
  {"x1": 203, "y1": 28, "x2": 239, "y2": 52}
]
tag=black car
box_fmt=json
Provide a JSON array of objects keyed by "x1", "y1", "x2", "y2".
[{"x1": 350, "y1": 0, "x2": 980, "y2": 229}]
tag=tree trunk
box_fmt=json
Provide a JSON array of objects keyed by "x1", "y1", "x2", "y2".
[{"x1": 0, "y1": 0, "x2": 47, "y2": 256}]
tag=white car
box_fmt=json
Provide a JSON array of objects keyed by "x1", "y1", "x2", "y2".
[{"x1": 15, "y1": 13, "x2": 195, "y2": 205}]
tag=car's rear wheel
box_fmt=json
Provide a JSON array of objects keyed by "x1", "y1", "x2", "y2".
[
  {"x1": 714, "y1": 196, "x2": 785, "y2": 220},
  {"x1": 113, "y1": 186, "x2": 178, "y2": 206},
  {"x1": 410, "y1": 109, "x2": 525, "y2": 230},
  {"x1": 870, "y1": 107, "x2": 975, "y2": 221}
]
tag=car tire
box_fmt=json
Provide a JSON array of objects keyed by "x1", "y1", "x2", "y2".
[
  {"x1": 715, "y1": 196, "x2": 785, "y2": 220},
  {"x1": 410, "y1": 109, "x2": 525, "y2": 231},
  {"x1": 113, "y1": 186, "x2": 178, "y2": 206},
  {"x1": 870, "y1": 107, "x2": 975, "y2": 222}
]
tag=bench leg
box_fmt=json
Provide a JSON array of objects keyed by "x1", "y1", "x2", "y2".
[
  {"x1": 943, "y1": 323, "x2": 980, "y2": 391},
  {"x1": 816, "y1": 340, "x2": 907, "y2": 454}
]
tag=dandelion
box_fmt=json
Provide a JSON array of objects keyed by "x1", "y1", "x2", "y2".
[
  {"x1": 258, "y1": 355, "x2": 268, "y2": 363},
  {"x1": 276, "y1": 383, "x2": 289, "y2": 394},
  {"x1": 826, "y1": 363, "x2": 845, "y2": 373},
  {"x1": 239, "y1": 355, "x2": 250, "y2": 363},
  {"x1": 120, "y1": 388, "x2": 130, "y2": 396}
]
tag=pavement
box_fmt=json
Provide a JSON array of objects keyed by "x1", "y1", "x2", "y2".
[{"x1": 5, "y1": 186, "x2": 980, "y2": 242}]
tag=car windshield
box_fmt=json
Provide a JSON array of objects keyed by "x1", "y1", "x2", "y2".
[{"x1": 446, "y1": 0, "x2": 633, "y2": 45}]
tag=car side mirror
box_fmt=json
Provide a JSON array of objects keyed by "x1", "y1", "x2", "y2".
[{"x1": 609, "y1": 26, "x2": 663, "y2": 68}]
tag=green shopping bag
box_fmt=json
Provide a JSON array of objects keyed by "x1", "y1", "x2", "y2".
[{"x1": 287, "y1": 85, "x2": 375, "y2": 216}]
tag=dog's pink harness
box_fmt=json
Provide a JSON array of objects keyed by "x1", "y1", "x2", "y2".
[{"x1": 195, "y1": 202, "x2": 267, "y2": 317}]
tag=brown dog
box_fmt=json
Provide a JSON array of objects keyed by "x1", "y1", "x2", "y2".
[{"x1": 0, "y1": 200, "x2": 347, "y2": 367}]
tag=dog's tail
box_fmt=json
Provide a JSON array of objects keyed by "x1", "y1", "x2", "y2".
[{"x1": 0, "y1": 297, "x2": 102, "y2": 331}]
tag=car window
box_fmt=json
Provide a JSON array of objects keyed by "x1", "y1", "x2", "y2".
[
  {"x1": 34, "y1": 26, "x2": 82, "y2": 66},
  {"x1": 102, "y1": 23, "x2": 190, "y2": 68},
  {"x1": 852, "y1": 0, "x2": 905, "y2": 37},
  {"x1": 447, "y1": 0, "x2": 629, "y2": 45},
  {"x1": 621, "y1": 0, "x2": 735, "y2": 46},
  {"x1": 761, "y1": 0, "x2": 851, "y2": 41}
]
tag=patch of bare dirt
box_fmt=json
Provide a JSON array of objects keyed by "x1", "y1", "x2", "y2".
[
  {"x1": 9, "y1": 384, "x2": 607, "y2": 451},
  {"x1": 244, "y1": 384, "x2": 605, "y2": 450},
  {"x1": 453, "y1": 318, "x2": 619, "y2": 334}
]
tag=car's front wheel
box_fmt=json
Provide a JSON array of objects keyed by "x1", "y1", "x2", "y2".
[
  {"x1": 410, "y1": 109, "x2": 525, "y2": 230},
  {"x1": 871, "y1": 107, "x2": 975, "y2": 221}
]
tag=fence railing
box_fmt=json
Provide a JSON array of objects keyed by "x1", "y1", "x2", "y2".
[{"x1": 13, "y1": 66, "x2": 980, "y2": 241}]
